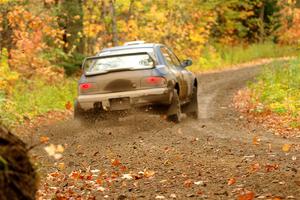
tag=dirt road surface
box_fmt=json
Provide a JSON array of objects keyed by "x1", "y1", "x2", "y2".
[{"x1": 25, "y1": 65, "x2": 300, "y2": 199}]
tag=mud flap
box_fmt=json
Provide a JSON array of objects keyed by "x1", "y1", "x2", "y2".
[
  {"x1": 167, "y1": 90, "x2": 182, "y2": 123},
  {"x1": 167, "y1": 91, "x2": 177, "y2": 116},
  {"x1": 182, "y1": 87, "x2": 199, "y2": 119}
]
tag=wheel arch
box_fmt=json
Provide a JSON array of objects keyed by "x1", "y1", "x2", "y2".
[{"x1": 193, "y1": 78, "x2": 198, "y2": 88}]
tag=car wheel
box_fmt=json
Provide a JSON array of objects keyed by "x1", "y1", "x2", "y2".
[
  {"x1": 184, "y1": 86, "x2": 199, "y2": 119},
  {"x1": 167, "y1": 89, "x2": 182, "y2": 123}
]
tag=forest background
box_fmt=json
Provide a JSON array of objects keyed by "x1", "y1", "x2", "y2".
[{"x1": 0, "y1": 0, "x2": 299, "y2": 129}]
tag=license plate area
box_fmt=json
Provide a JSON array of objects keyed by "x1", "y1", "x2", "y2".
[{"x1": 109, "y1": 97, "x2": 131, "y2": 110}]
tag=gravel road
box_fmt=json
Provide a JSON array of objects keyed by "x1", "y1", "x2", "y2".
[{"x1": 26, "y1": 65, "x2": 300, "y2": 199}]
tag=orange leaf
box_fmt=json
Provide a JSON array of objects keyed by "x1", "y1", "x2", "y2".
[
  {"x1": 120, "y1": 165, "x2": 127, "y2": 172},
  {"x1": 252, "y1": 136, "x2": 260, "y2": 145},
  {"x1": 238, "y1": 191, "x2": 255, "y2": 200},
  {"x1": 184, "y1": 179, "x2": 193, "y2": 188},
  {"x1": 228, "y1": 178, "x2": 236, "y2": 186},
  {"x1": 39, "y1": 136, "x2": 49, "y2": 143},
  {"x1": 265, "y1": 164, "x2": 279, "y2": 172},
  {"x1": 96, "y1": 179, "x2": 102, "y2": 184},
  {"x1": 86, "y1": 174, "x2": 93, "y2": 180},
  {"x1": 65, "y1": 101, "x2": 72, "y2": 110},
  {"x1": 50, "y1": 172, "x2": 60, "y2": 177},
  {"x1": 70, "y1": 171, "x2": 80, "y2": 179},
  {"x1": 111, "y1": 159, "x2": 121, "y2": 167},
  {"x1": 250, "y1": 163, "x2": 260, "y2": 172}
]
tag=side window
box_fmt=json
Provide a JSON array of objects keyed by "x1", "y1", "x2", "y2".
[
  {"x1": 167, "y1": 49, "x2": 181, "y2": 67},
  {"x1": 160, "y1": 47, "x2": 174, "y2": 66}
]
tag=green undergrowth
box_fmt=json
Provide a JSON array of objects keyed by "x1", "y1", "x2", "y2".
[
  {"x1": 189, "y1": 42, "x2": 298, "y2": 71},
  {"x1": 0, "y1": 78, "x2": 77, "y2": 128},
  {"x1": 249, "y1": 59, "x2": 300, "y2": 126}
]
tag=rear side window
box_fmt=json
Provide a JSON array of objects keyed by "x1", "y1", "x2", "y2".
[
  {"x1": 83, "y1": 53, "x2": 154, "y2": 75},
  {"x1": 160, "y1": 47, "x2": 181, "y2": 67},
  {"x1": 161, "y1": 47, "x2": 174, "y2": 66}
]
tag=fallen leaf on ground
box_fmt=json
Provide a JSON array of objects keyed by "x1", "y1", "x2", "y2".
[
  {"x1": 238, "y1": 190, "x2": 255, "y2": 200},
  {"x1": 121, "y1": 174, "x2": 133, "y2": 180},
  {"x1": 228, "y1": 178, "x2": 236, "y2": 186},
  {"x1": 96, "y1": 186, "x2": 105, "y2": 192},
  {"x1": 65, "y1": 101, "x2": 72, "y2": 110},
  {"x1": 184, "y1": 179, "x2": 193, "y2": 187},
  {"x1": 57, "y1": 162, "x2": 65, "y2": 170},
  {"x1": 91, "y1": 169, "x2": 100, "y2": 173},
  {"x1": 282, "y1": 144, "x2": 292, "y2": 152},
  {"x1": 96, "y1": 179, "x2": 102, "y2": 184},
  {"x1": 40, "y1": 136, "x2": 49, "y2": 143},
  {"x1": 111, "y1": 159, "x2": 121, "y2": 167},
  {"x1": 86, "y1": 174, "x2": 93, "y2": 180},
  {"x1": 70, "y1": 171, "x2": 81, "y2": 179},
  {"x1": 119, "y1": 165, "x2": 127, "y2": 172},
  {"x1": 265, "y1": 164, "x2": 279, "y2": 172},
  {"x1": 56, "y1": 145, "x2": 64, "y2": 153},
  {"x1": 252, "y1": 136, "x2": 260, "y2": 145},
  {"x1": 44, "y1": 144, "x2": 56, "y2": 156},
  {"x1": 250, "y1": 163, "x2": 260, "y2": 172},
  {"x1": 194, "y1": 181, "x2": 205, "y2": 186},
  {"x1": 144, "y1": 170, "x2": 155, "y2": 178},
  {"x1": 155, "y1": 195, "x2": 165, "y2": 199}
]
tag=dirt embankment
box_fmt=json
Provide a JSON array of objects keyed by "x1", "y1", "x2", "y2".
[
  {"x1": 0, "y1": 127, "x2": 37, "y2": 200},
  {"x1": 23, "y1": 65, "x2": 300, "y2": 199}
]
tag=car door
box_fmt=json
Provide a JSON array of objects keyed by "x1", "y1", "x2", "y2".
[
  {"x1": 167, "y1": 48, "x2": 195, "y2": 97},
  {"x1": 160, "y1": 46, "x2": 188, "y2": 100}
]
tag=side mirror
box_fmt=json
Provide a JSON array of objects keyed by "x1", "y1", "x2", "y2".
[{"x1": 181, "y1": 59, "x2": 193, "y2": 68}]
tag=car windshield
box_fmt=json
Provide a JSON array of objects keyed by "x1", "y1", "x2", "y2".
[{"x1": 84, "y1": 53, "x2": 154, "y2": 75}]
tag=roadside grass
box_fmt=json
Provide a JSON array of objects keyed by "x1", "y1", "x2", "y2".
[
  {"x1": 0, "y1": 78, "x2": 77, "y2": 128},
  {"x1": 189, "y1": 42, "x2": 298, "y2": 71},
  {"x1": 250, "y1": 59, "x2": 300, "y2": 121},
  {"x1": 234, "y1": 59, "x2": 300, "y2": 133}
]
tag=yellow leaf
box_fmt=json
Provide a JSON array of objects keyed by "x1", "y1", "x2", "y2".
[
  {"x1": 58, "y1": 162, "x2": 65, "y2": 170},
  {"x1": 282, "y1": 144, "x2": 291, "y2": 152},
  {"x1": 144, "y1": 169, "x2": 155, "y2": 178}
]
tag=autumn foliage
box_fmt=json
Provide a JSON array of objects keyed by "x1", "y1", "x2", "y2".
[{"x1": 0, "y1": 0, "x2": 299, "y2": 128}]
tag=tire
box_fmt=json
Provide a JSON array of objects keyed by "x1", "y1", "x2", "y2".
[
  {"x1": 184, "y1": 86, "x2": 199, "y2": 119},
  {"x1": 167, "y1": 89, "x2": 182, "y2": 123}
]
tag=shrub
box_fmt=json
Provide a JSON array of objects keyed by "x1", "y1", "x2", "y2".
[
  {"x1": 250, "y1": 59, "x2": 300, "y2": 116},
  {"x1": 0, "y1": 78, "x2": 77, "y2": 128}
]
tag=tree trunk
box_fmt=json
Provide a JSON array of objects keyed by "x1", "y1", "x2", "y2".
[
  {"x1": 296, "y1": 0, "x2": 300, "y2": 8},
  {"x1": 126, "y1": 0, "x2": 134, "y2": 23},
  {"x1": 259, "y1": 2, "x2": 265, "y2": 43},
  {"x1": 59, "y1": 0, "x2": 84, "y2": 54},
  {"x1": 110, "y1": 0, "x2": 118, "y2": 46},
  {"x1": 0, "y1": 9, "x2": 13, "y2": 55}
]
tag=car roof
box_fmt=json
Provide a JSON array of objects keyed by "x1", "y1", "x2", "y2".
[{"x1": 101, "y1": 43, "x2": 160, "y2": 52}]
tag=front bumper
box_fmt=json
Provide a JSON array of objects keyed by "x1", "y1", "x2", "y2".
[{"x1": 77, "y1": 88, "x2": 172, "y2": 111}]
